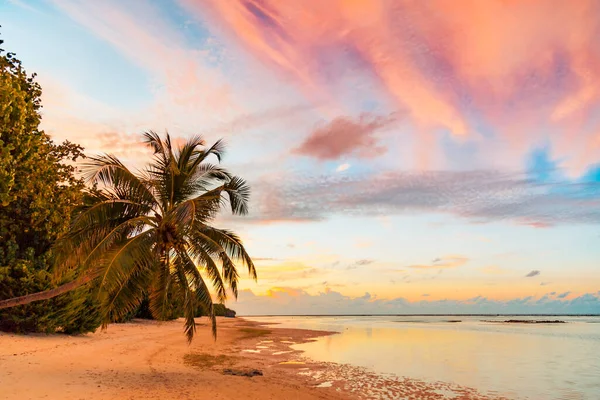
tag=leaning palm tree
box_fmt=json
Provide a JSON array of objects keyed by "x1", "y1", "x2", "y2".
[{"x1": 0, "y1": 131, "x2": 256, "y2": 342}]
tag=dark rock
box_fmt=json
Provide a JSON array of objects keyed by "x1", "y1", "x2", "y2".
[
  {"x1": 504, "y1": 319, "x2": 566, "y2": 324},
  {"x1": 223, "y1": 368, "x2": 263, "y2": 377},
  {"x1": 482, "y1": 319, "x2": 566, "y2": 324}
]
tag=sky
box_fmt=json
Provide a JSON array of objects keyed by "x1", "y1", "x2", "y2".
[{"x1": 3, "y1": 0, "x2": 600, "y2": 315}]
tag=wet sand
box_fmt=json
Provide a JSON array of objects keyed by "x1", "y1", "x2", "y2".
[{"x1": 0, "y1": 317, "x2": 510, "y2": 400}]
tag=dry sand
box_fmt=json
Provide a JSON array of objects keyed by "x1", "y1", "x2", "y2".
[{"x1": 0, "y1": 318, "x2": 510, "y2": 400}]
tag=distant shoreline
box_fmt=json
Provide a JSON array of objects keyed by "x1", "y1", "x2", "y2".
[{"x1": 241, "y1": 313, "x2": 600, "y2": 317}]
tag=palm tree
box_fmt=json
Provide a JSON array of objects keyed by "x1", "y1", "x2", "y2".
[{"x1": 0, "y1": 131, "x2": 256, "y2": 342}]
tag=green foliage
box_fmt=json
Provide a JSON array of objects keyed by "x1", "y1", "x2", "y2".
[
  {"x1": 0, "y1": 35, "x2": 101, "y2": 334},
  {"x1": 116, "y1": 296, "x2": 235, "y2": 323},
  {"x1": 0, "y1": 263, "x2": 101, "y2": 334},
  {"x1": 196, "y1": 303, "x2": 236, "y2": 318},
  {"x1": 115, "y1": 294, "x2": 182, "y2": 322},
  {"x1": 115, "y1": 298, "x2": 235, "y2": 323},
  {"x1": 213, "y1": 303, "x2": 236, "y2": 317},
  {"x1": 54, "y1": 130, "x2": 255, "y2": 342}
]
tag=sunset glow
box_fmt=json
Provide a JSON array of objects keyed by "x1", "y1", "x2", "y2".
[{"x1": 4, "y1": 0, "x2": 600, "y2": 315}]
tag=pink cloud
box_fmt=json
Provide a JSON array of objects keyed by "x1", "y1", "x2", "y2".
[
  {"x1": 179, "y1": 0, "x2": 468, "y2": 136},
  {"x1": 293, "y1": 113, "x2": 396, "y2": 160},
  {"x1": 179, "y1": 0, "x2": 600, "y2": 172},
  {"x1": 518, "y1": 219, "x2": 553, "y2": 229}
]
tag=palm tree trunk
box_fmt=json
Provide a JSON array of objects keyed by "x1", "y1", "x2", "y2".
[{"x1": 0, "y1": 270, "x2": 98, "y2": 310}]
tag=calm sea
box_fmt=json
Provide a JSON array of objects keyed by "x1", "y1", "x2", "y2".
[{"x1": 245, "y1": 315, "x2": 600, "y2": 400}]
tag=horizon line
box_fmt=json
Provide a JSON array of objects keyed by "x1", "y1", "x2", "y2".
[{"x1": 239, "y1": 313, "x2": 600, "y2": 317}]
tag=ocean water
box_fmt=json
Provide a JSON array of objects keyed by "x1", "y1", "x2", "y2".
[{"x1": 245, "y1": 315, "x2": 600, "y2": 400}]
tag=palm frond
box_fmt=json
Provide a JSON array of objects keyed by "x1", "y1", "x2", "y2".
[
  {"x1": 167, "y1": 199, "x2": 196, "y2": 236},
  {"x1": 148, "y1": 255, "x2": 172, "y2": 321},
  {"x1": 54, "y1": 215, "x2": 155, "y2": 275},
  {"x1": 173, "y1": 253, "x2": 198, "y2": 343},
  {"x1": 70, "y1": 199, "x2": 151, "y2": 231},
  {"x1": 186, "y1": 243, "x2": 227, "y2": 303},
  {"x1": 101, "y1": 252, "x2": 155, "y2": 326},
  {"x1": 98, "y1": 229, "x2": 157, "y2": 290},
  {"x1": 193, "y1": 265, "x2": 217, "y2": 339},
  {"x1": 195, "y1": 226, "x2": 256, "y2": 280},
  {"x1": 142, "y1": 130, "x2": 166, "y2": 156},
  {"x1": 189, "y1": 226, "x2": 239, "y2": 298},
  {"x1": 224, "y1": 176, "x2": 250, "y2": 215},
  {"x1": 187, "y1": 163, "x2": 232, "y2": 194},
  {"x1": 192, "y1": 138, "x2": 226, "y2": 166},
  {"x1": 80, "y1": 154, "x2": 158, "y2": 210},
  {"x1": 176, "y1": 135, "x2": 205, "y2": 172},
  {"x1": 182, "y1": 186, "x2": 227, "y2": 223}
]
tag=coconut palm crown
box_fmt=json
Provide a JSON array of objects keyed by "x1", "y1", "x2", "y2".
[{"x1": 54, "y1": 131, "x2": 256, "y2": 342}]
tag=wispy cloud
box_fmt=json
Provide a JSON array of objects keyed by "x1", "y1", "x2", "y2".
[
  {"x1": 208, "y1": 104, "x2": 316, "y2": 135},
  {"x1": 346, "y1": 259, "x2": 376, "y2": 270},
  {"x1": 244, "y1": 169, "x2": 600, "y2": 226},
  {"x1": 408, "y1": 255, "x2": 469, "y2": 270},
  {"x1": 51, "y1": 0, "x2": 243, "y2": 123}
]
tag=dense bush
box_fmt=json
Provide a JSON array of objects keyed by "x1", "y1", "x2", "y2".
[
  {"x1": 114, "y1": 297, "x2": 236, "y2": 322},
  {"x1": 115, "y1": 294, "x2": 183, "y2": 323},
  {"x1": 213, "y1": 303, "x2": 236, "y2": 317},
  {"x1": 195, "y1": 303, "x2": 236, "y2": 318},
  {"x1": 0, "y1": 35, "x2": 101, "y2": 334}
]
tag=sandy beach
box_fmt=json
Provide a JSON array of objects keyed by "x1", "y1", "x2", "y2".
[{"x1": 0, "y1": 317, "x2": 510, "y2": 400}]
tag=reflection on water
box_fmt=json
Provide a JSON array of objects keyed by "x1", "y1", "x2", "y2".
[{"x1": 247, "y1": 315, "x2": 600, "y2": 399}]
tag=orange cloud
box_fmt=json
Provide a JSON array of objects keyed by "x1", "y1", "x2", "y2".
[{"x1": 265, "y1": 287, "x2": 305, "y2": 298}]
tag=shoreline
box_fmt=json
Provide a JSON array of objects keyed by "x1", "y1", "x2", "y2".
[{"x1": 0, "y1": 317, "x2": 510, "y2": 399}]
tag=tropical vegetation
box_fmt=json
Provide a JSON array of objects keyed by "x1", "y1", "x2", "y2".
[
  {"x1": 0, "y1": 34, "x2": 102, "y2": 333},
  {"x1": 0, "y1": 35, "x2": 254, "y2": 341},
  {"x1": 55, "y1": 131, "x2": 256, "y2": 341}
]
